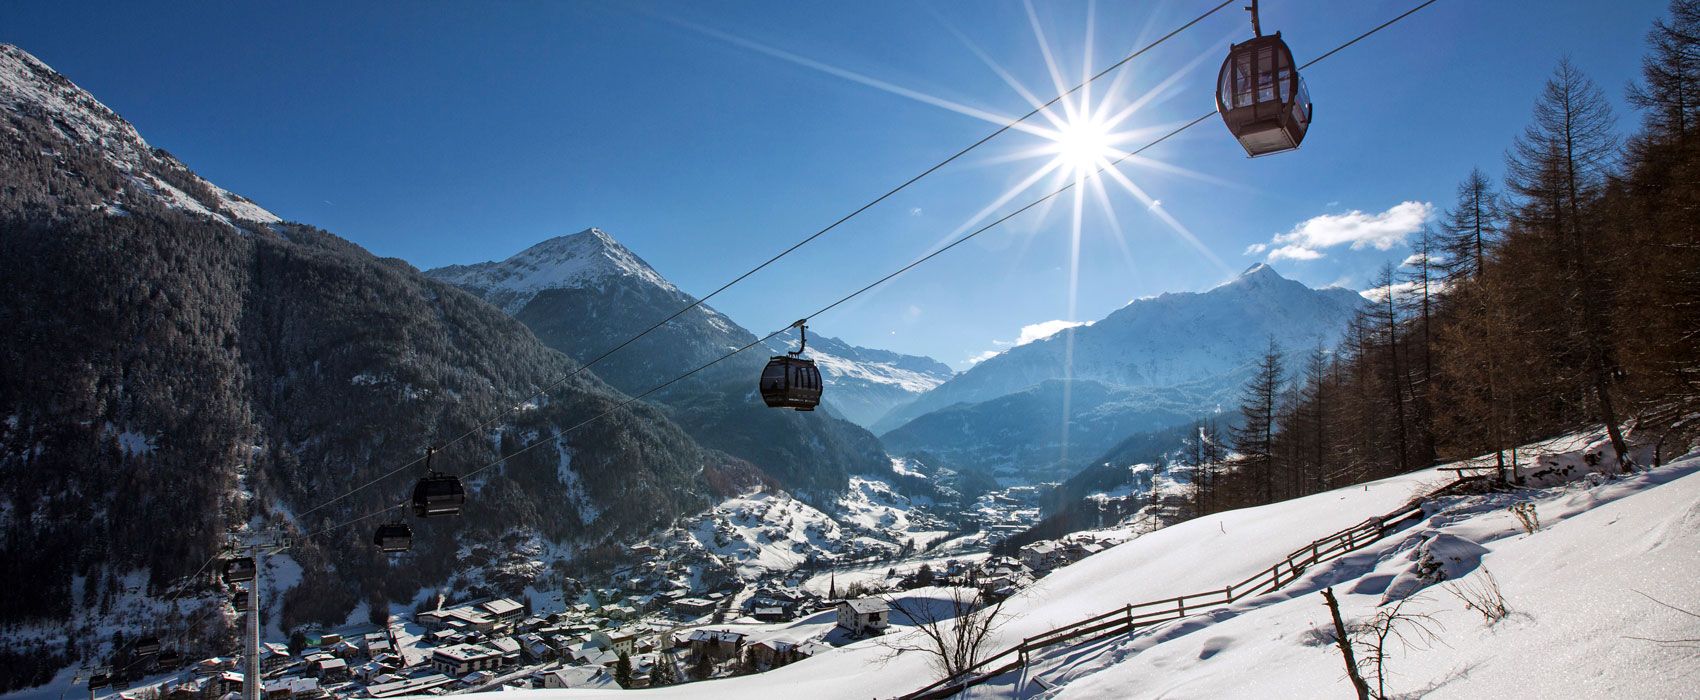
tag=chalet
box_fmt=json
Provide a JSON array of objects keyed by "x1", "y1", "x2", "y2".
[
  {"x1": 589, "y1": 629, "x2": 639, "y2": 656},
  {"x1": 308, "y1": 657, "x2": 347, "y2": 681},
  {"x1": 518, "y1": 634, "x2": 554, "y2": 662},
  {"x1": 836, "y1": 598, "x2": 890, "y2": 636},
  {"x1": 485, "y1": 636, "x2": 523, "y2": 664},
  {"x1": 685, "y1": 629, "x2": 747, "y2": 661},
  {"x1": 1019, "y1": 540, "x2": 1065, "y2": 571},
  {"x1": 429, "y1": 644, "x2": 502, "y2": 676},
  {"x1": 746, "y1": 640, "x2": 803, "y2": 669},
  {"x1": 364, "y1": 674, "x2": 456, "y2": 699},
  {"x1": 261, "y1": 676, "x2": 321, "y2": 700},
  {"x1": 543, "y1": 666, "x2": 619, "y2": 690},
  {"x1": 259, "y1": 643, "x2": 293, "y2": 673},
  {"x1": 671, "y1": 598, "x2": 716, "y2": 616},
  {"x1": 753, "y1": 606, "x2": 790, "y2": 622}
]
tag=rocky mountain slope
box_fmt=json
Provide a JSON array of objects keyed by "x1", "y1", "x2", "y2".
[
  {"x1": 426, "y1": 230, "x2": 948, "y2": 491},
  {"x1": 0, "y1": 44, "x2": 752, "y2": 676}
]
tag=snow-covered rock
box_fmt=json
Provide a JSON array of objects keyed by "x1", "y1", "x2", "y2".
[{"x1": 0, "y1": 44, "x2": 280, "y2": 225}]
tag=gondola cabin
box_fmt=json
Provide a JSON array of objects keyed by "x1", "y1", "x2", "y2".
[
  {"x1": 88, "y1": 669, "x2": 112, "y2": 689},
  {"x1": 374, "y1": 522, "x2": 413, "y2": 552},
  {"x1": 231, "y1": 590, "x2": 250, "y2": 612},
  {"x1": 412, "y1": 473, "x2": 466, "y2": 517},
  {"x1": 1216, "y1": 33, "x2": 1311, "y2": 157},
  {"x1": 223, "y1": 556, "x2": 256, "y2": 584},
  {"x1": 760, "y1": 355, "x2": 822, "y2": 411},
  {"x1": 157, "y1": 650, "x2": 184, "y2": 669}
]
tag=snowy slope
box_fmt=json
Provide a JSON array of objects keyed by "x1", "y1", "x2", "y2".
[
  {"x1": 488, "y1": 435, "x2": 1700, "y2": 699},
  {"x1": 0, "y1": 44, "x2": 279, "y2": 225},
  {"x1": 427, "y1": 228, "x2": 718, "y2": 318}
]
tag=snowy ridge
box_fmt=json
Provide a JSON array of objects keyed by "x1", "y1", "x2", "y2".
[
  {"x1": 874, "y1": 264, "x2": 1364, "y2": 435},
  {"x1": 427, "y1": 228, "x2": 699, "y2": 315},
  {"x1": 0, "y1": 44, "x2": 280, "y2": 225}
]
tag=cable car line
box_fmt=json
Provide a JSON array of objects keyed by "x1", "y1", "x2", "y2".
[
  {"x1": 289, "y1": 1, "x2": 1235, "y2": 524},
  {"x1": 285, "y1": 0, "x2": 1442, "y2": 552},
  {"x1": 423, "y1": 0, "x2": 1445, "y2": 513}
]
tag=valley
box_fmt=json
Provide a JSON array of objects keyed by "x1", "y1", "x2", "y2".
[{"x1": 4, "y1": 0, "x2": 1699, "y2": 697}]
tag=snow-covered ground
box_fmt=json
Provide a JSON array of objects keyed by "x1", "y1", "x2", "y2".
[{"x1": 484, "y1": 432, "x2": 1700, "y2": 699}]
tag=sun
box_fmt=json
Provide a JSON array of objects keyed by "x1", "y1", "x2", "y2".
[{"x1": 1047, "y1": 112, "x2": 1116, "y2": 179}]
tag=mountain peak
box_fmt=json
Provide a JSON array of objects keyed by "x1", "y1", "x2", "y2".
[
  {"x1": 1240, "y1": 262, "x2": 1276, "y2": 278},
  {"x1": 426, "y1": 227, "x2": 680, "y2": 313}
]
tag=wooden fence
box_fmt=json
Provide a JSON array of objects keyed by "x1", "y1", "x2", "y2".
[{"x1": 898, "y1": 475, "x2": 1485, "y2": 699}]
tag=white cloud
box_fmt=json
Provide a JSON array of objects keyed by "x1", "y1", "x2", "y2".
[
  {"x1": 1251, "y1": 201, "x2": 1434, "y2": 262},
  {"x1": 1148, "y1": 199, "x2": 1163, "y2": 210},
  {"x1": 1015, "y1": 319, "x2": 1090, "y2": 346},
  {"x1": 1267, "y1": 244, "x2": 1324, "y2": 262},
  {"x1": 965, "y1": 319, "x2": 1094, "y2": 368},
  {"x1": 1402, "y1": 251, "x2": 1445, "y2": 267},
  {"x1": 1360, "y1": 278, "x2": 1449, "y2": 302},
  {"x1": 909, "y1": 207, "x2": 924, "y2": 217}
]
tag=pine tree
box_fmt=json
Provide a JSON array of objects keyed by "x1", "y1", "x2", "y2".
[
  {"x1": 1628, "y1": 0, "x2": 1700, "y2": 141},
  {"x1": 1439, "y1": 169, "x2": 1504, "y2": 281},
  {"x1": 614, "y1": 651, "x2": 632, "y2": 688},
  {"x1": 1231, "y1": 338, "x2": 1284, "y2": 504},
  {"x1": 1505, "y1": 58, "x2": 1631, "y2": 468}
]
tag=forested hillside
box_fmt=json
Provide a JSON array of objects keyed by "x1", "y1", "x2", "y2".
[
  {"x1": 0, "y1": 44, "x2": 752, "y2": 687},
  {"x1": 1196, "y1": 12, "x2": 1700, "y2": 514}
]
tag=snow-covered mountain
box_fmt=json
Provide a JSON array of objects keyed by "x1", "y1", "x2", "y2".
[
  {"x1": 426, "y1": 229, "x2": 928, "y2": 493},
  {"x1": 761, "y1": 332, "x2": 954, "y2": 428},
  {"x1": 0, "y1": 45, "x2": 279, "y2": 226},
  {"x1": 876, "y1": 264, "x2": 1365, "y2": 436},
  {"x1": 428, "y1": 229, "x2": 952, "y2": 431}
]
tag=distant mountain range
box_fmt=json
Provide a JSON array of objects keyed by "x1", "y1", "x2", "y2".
[{"x1": 875, "y1": 264, "x2": 1367, "y2": 481}]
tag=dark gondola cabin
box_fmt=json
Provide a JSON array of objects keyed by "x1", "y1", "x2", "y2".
[
  {"x1": 157, "y1": 650, "x2": 184, "y2": 669},
  {"x1": 412, "y1": 473, "x2": 466, "y2": 517},
  {"x1": 374, "y1": 522, "x2": 413, "y2": 552},
  {"x1": 760, "y1": 355, "x2": 823, "y2": 410},
  {"x1": 231, "y1": 590, "x2": 250, "y2": 612},
  {"x1": 222, "y1": 556, "x2": 255, "y2": 584},
  {"x1": 1216, "y1": 33, "x2": 1311, "y2": 157},
  {"x1": 88, "y1": 670, "x2": 111, "y2": 689}
]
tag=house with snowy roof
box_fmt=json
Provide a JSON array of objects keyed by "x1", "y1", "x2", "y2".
[{"x1": 836, "y1": 597, "x2": 890, "y2": 636}]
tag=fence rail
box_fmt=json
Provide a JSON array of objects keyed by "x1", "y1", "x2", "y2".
[{"x1": 899, "y1": 475, "x2": 1483, "y2": 699}]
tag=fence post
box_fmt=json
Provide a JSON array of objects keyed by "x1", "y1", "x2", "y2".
[
  {"x1": 1224, "y1": 582, "x2": 1233, "y2": 602},
  {"x1": 1312, "y1": 541, "x2": 1320, "y2": 563},
  {"x1": 1124, "y1": 603, "x2": 1133, "y2": 631}
]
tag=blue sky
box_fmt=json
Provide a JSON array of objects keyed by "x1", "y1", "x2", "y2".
[{"x1": 3, "y1": 0, "x2": 1670, "y2": 368}]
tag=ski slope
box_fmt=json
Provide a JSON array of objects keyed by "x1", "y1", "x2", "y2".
[{"x1": 495, "y1": 432, "x2": 1700, "y2": 699}]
